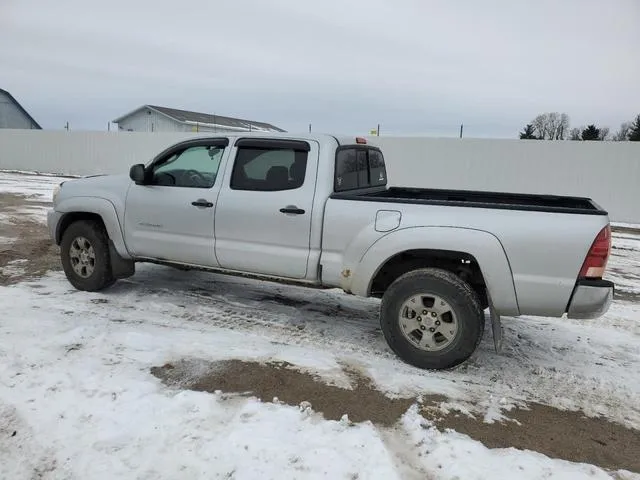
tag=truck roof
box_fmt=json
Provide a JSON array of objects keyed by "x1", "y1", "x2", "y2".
[{"x1": 182, "y1": 131, "x2": 380, "y2": 149}]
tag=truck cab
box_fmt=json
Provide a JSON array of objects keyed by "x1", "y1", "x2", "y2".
[{"x1": 120, "y1": 134, "x2": 381, "y2": 282}]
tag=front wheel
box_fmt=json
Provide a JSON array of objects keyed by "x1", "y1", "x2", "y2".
[
  {"x1": 60, "y1": 220, "x2": 115, "y2": 291},
  {"x1": 380, "y1": 268, "x2": 485, "y2": 369}
]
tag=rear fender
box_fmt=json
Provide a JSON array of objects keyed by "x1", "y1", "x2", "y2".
[
  {"x1": 54, "y1": 196, "x2": 130, "y2": 259},
  {"x1": 350, "y1": 226, "x2": 520, "y2": 316}
]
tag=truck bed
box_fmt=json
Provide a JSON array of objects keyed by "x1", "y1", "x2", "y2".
[{"x1": 332, "y1": 186, "x2": 608, "y2": 216}]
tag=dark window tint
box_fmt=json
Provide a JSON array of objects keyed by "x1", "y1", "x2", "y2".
[
  {"x1": 335, "y1": 149, "x2": 359, "y2": 191},
  {"x1": 357, "y1": 150, "x2": 368, "y2": 186},
  {"x1": 231, "y1": 148, "x2": 308, "y2": 191},
  {"x1": 368, "y1": 149, "x2": 387, "y2": 187},
  {"x1": 335, "y1": 147, "x2": 387, "y2": 192}
]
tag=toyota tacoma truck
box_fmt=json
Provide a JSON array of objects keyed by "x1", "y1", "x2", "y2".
[{"x1": 47, "y1": 133, "x2": 614, "y2": 369}]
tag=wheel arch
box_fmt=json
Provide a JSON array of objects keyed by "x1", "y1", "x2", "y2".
[
  {"x1": 54, "y1": 197, "x2": 130, "y2": 258},
  {"x1": 351, "y1": 226, "x2": 520, "y2": 316},
  {"x1": 369, "y1": 248, "x2": 488, "y2": 308}
]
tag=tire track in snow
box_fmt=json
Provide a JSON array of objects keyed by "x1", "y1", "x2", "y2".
[{"x1": 108, "y1": 269, "x2": 400, "y2": 363}]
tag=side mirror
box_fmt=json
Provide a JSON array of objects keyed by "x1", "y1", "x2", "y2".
[{"x1": 129, "y1": 164, "x2": 146, "y2": 184}]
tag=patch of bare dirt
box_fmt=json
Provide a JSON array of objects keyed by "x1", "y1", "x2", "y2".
[
  {"x1": 153, "y1": 358, "x2": 640, "y2": 473},
  {"x1": 423, "y1": 403, "x2": 640, "y2": 473},
  {"x1": 151, "y1": 359, "x2": 439, "y2": 427},
  {"x1": 0, "y1": 193, "x2": 61, "y2": 285}
]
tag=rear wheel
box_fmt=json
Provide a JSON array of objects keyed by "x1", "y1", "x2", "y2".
[
  {"x1": 60, "y1": 220, "x2": 115, "y2": 291},
  {"x1": 380, "y1": 268, "x2": 484, "y2": 369}
]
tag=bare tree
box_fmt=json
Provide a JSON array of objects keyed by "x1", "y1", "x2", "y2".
[
  {"x1": 569, "y1": 127, "x2": 582, "y2": 140},
  {"x1": 547, "y1": 113, "x2": 561, "y2": 139},
  {"x1": 532, "y1": 114, "x2": 548, "y2": 140},
  {"x1": 612, "y1": 122, "x2": 631, "y2": 141},
  {"x1": 558, "y1": 113, "x2": 570, "y2": 139},
  {"x1": 598, "y1": 127, "x2": 610, "y2": 141},
  {"x1": 530, "y1": 112, "x2": 570, "y2": 140}
]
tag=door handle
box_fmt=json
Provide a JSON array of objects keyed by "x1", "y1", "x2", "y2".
[
  {"x1": 279, "y1": 206, "x2": 305, "y2": 215},
  {"x1": 192, "y1": 199, "x2": 214, "y2": 208}
]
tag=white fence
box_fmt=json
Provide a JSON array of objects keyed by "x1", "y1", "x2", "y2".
[
  {"x1": 374, "y1": 136, "x2": 640, "y2": 224},
  {"x1": 0, "y1": 130, "x2": 195, "y2": 177},
  {"x1": 1, "y1": 129, "x2": 639, "y2": 223}
]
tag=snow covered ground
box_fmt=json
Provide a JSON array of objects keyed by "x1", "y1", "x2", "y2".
[{"x1": 1, "y1": 173, "x2": 639, "y2": 479}]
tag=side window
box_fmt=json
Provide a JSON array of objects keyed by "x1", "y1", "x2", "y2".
[
  {"x1": 151, "y1": 145, "x2": 223, "y2": 188},
  {"x1": 231, "y1": 148, "x2": 308, "y2": 191}
]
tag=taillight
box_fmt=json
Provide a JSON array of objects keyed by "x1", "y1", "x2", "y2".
[{"x1": 579, "y1": 225, "x2": 611, "y2": 279}]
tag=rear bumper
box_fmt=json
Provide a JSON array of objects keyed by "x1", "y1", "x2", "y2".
[{"x1": 567, "y1": 279, "x2": 614, "y2": 319}]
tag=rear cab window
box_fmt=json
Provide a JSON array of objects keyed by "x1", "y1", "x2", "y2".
[{"x1": 335, "y1": 146, "x2": 387, "y2": 192}]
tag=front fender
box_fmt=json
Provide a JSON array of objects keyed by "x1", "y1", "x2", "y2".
[
  {"x1": 350, "y1": 226, "x2": 520, "y2": 316},
  {"x1": 54, "y1": 196, "x2": 130, "y2": 258}
]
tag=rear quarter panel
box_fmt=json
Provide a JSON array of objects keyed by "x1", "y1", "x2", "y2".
[{"x1": 321, "y1": 198, "x2": 609, "y2": 317}]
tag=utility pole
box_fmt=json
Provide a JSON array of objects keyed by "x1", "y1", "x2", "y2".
[
  {"x1": 309, "y1": 123, "x2": 312, "y2": 133},
  {"x1": 459, "y1": 123, "x2": 464, "y2": 139},
  {"x1": 377, "y1": 124, "x2": 380, "y2": 136},
  {"x1": 107, "y1": 122, "x2": 110, "y2": 131}
]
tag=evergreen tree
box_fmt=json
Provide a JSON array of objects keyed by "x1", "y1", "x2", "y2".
[
  {"x1": 629, "y1": 115, "x2": 640, "y2": 142},
  {"x1": 519, "y1": 124, "x2": 538, "y2": 139},
  {"x1": 581, "y1": 125, "x2": 601, "y2": 141}
]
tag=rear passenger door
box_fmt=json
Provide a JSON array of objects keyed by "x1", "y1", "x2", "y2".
[{"x1": 214, "y1": 138, "x2": 318, "y2": 279}]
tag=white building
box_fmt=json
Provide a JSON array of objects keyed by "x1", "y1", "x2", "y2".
[
  {"x1": 0, "y1": 89, "x2": 41, "y2": 129},
  {"x1": 113, "y1": 105, "x2": 285, "y2": 133}
]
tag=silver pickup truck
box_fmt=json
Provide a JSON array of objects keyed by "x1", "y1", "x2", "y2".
[{"x1": 47, "y1": 133, "x2": 614, "y2": 369}]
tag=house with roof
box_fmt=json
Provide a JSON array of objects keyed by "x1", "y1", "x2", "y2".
[
  {"x1": 0, "y1": 88, "x2": 41, "y2": 129},
  {"x1": 112, "y1": 105, "x2": 285, "y2": 134}
]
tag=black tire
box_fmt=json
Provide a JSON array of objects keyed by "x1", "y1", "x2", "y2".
[
  {"x1": 380, "y1": 268, "x2": 484, "y2": 370},
  {"x1": 60, "y1": 220, "x2": 116, "y2": 291}
]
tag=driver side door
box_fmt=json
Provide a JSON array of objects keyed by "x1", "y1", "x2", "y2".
[{"x1": 123, "y1": 138, "x2": 229, "y2": 267}]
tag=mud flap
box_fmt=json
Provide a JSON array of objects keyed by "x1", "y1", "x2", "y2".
[
  {"x1": 487, "y1": 293, "x2": 503, "y2": 353},
  {"x1": 109, "y1": 240, "x2": 135, "y2": 279}
]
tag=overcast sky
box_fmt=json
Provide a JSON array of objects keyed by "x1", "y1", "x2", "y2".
[{"x1": 2, "y1": 0, "x2": 639, "y2": 137}]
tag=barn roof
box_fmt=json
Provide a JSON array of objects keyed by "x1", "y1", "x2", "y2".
[
  {"x1": 0, "y1": 88, "x2": 42, "y2": 129},
  {"x1": 113, "y1": 105, "x2": 285, "y2": 132}
]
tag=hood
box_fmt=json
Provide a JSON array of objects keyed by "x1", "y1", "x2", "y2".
[{"x1": 57, "y1": 173, "x2": 133, "y2": 203}]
